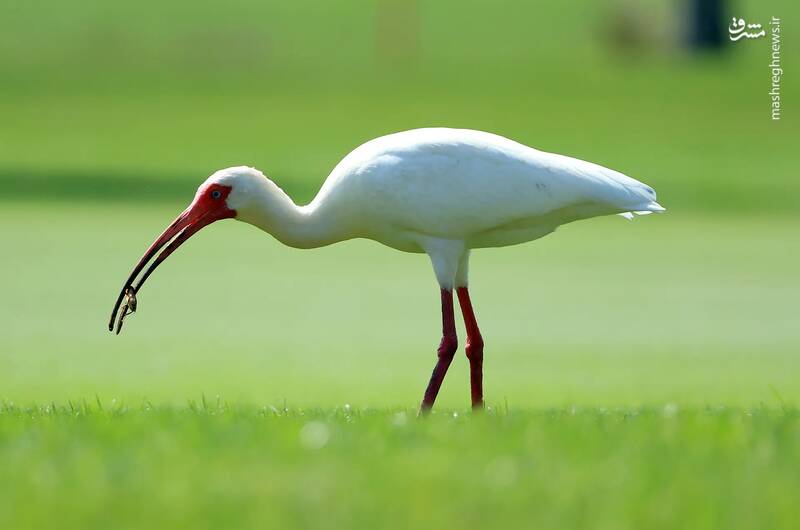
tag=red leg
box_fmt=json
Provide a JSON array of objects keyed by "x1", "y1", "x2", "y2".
[
  {"x1": 419, "y1": 288, "x2": 458, "y2": 413},
  {"x1": 457, "y1": 287, "x2": 484, "y2": 409}
]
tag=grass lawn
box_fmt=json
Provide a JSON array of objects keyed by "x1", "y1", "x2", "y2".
[
  {"x1": 1, "y1": 203, "x2": 798, "y2": 408},
  {"x1": 1, "y1": 1, "x2": 797, "y2": 527},
  {"x1": 4, "y1": 204, "x2": 795, "y2": 530},
  {"x1": 1, "y1": 404, "x2": 797, "y2": 530}
]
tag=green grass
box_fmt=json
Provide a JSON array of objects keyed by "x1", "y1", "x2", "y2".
[
  {"x1": 1, "y1": 1, "x2": 798, "y2": 214},
  {"x1": 1, "y1": 403, "x2": 797, "y2": 530},
  {"x1": 1, "y1": 0, "x2": 797, "y2": 527},
  {"x1": 4, "y1": 202, "x2": 795, "y2": 529},
  {"x1": 2, "y1": 202, "x2": 798, "y2": 407}
]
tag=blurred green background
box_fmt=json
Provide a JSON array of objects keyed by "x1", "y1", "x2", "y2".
[
  {"x1": 0, "y1": 0, "x2": 797, "y2": 407},
  {"x1": 1, "y1": 2, "x2": 799, "y2": 529}
]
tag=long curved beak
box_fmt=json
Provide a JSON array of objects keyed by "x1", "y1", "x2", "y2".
[{"x1": 108, "y1": 203, "x2": 226, "y2": 334}]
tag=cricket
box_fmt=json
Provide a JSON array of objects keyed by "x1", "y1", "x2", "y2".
[{"x1": 114, "y1": 286, "x2": 137, "y2": 335}]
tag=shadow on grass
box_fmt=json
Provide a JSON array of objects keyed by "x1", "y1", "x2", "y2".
[
  {"x1": 2, "y1": 167, "x2": 797, "y2": 216},
  {"x1": 0, "y1": 167, "x2": 318, "y2": 204}
]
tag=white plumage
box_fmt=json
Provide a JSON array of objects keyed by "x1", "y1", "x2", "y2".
[
  {"x1": 111, "y1": 127, "x2": 664, "y2": 411},
  {"x1": 220, "y1": 127, "x2": 664, "y2": 288}
]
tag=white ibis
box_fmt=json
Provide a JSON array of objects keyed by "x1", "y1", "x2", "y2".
[{"x1": 109, "y1": 128, "x2": 664, "y2": 412}]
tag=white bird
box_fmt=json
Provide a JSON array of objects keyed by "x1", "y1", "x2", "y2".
[{"x1": 109, "y1": 128, "x2": 664, "y2": 412}]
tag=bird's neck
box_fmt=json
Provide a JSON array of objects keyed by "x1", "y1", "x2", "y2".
[{"x1": 237, "y1": 178, "x2": 350, "y2": 249}]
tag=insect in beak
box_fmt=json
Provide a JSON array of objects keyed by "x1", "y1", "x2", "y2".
[
  {"x1": 108, "y1": 184, "x2": 234, "y2": 334},
  {"x1": 115, "y1": 287, "x2": 137, "y2": 335}
]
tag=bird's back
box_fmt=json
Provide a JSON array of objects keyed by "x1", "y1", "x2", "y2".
[{"x1": 312, "y1": 128, "x2": 663, "y2": 249}]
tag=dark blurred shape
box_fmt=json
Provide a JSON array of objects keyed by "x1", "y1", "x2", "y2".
[
  {"x1": 607, "y1": 7, "x2": 647, "y2": 49},
  {"x1": 600, "y1": 2, "x2": 661, "y2": 56},
  {"x1": 686, "y1": 0, "x2": 728, "y2": 50},
  {"x1": 375, "y1": 0, "x2": 420, "y2": 64}
]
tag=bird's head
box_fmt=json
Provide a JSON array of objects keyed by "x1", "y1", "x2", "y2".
[{"x1": 108, "y1": 166, "x2": 267, "y2": 333}]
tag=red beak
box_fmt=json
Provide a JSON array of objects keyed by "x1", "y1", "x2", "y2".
[{"x1": 109, "y1": 186, "x2": 234, "y2": 334}]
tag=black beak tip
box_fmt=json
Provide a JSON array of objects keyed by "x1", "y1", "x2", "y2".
[{"x1": 109, "y1": 295, "x2": 124, "y2": 334}]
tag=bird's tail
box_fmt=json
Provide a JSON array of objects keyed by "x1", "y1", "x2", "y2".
[{"x1": 618, "y1": 201, "x2": 666, "y2": 220}]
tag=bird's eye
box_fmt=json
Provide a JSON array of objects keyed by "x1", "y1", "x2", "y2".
[{"x1": 211, "y1": 190, "x2": 222, "y2": 200}]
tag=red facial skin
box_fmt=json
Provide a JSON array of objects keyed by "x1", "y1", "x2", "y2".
[{"x1": 108, "y1": 183, "x2": 236, "y2": 333}]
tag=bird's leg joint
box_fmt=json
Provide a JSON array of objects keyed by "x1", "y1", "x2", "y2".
[
  {"x1": 465, "y1": 335, "x2": 484, "y2": 365},
  {"x1": 437, "y1": 333, "x2": 458, "y2": 360}
]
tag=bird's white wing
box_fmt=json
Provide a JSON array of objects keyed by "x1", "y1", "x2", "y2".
[{"x1": 316, "y1": 128, "x2": 663, "y2": 243}]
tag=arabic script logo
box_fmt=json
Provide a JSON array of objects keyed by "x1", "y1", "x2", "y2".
[{"x1": 728, "y1": 17, "x2": 766, "y2": 41}]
